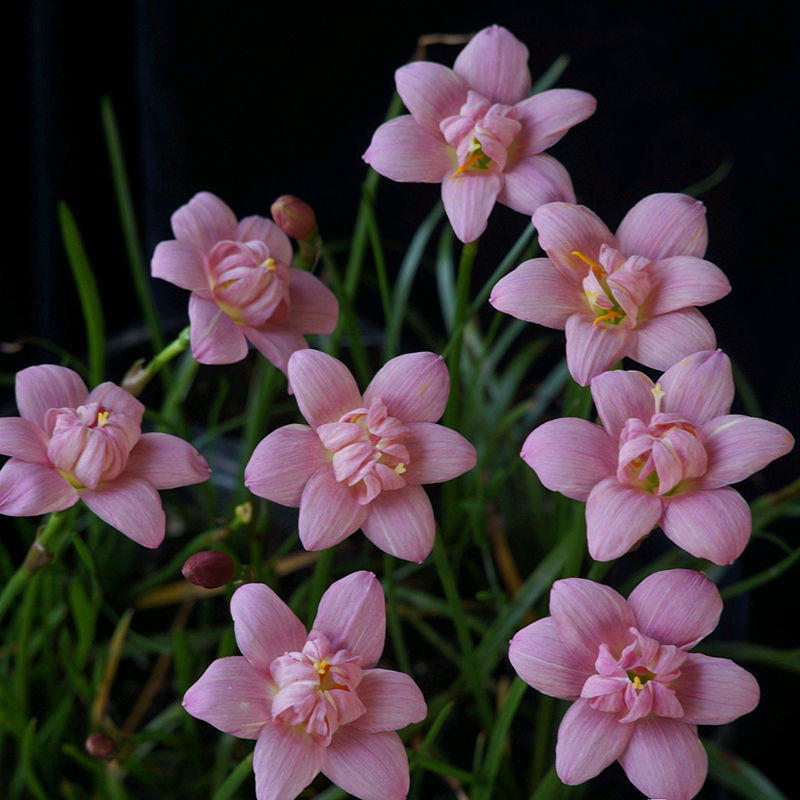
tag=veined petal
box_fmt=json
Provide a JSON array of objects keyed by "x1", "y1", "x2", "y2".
[
  {"x1": 235, "y1": 215, "x2": 293, "y2": 265},
  {"x1": 394, "y1": 62, "x2": 468, "y2": 136},
  {"x1": 565, "y1": 313, "x2": 632, "y2": 386},
  {"x1": 86, "y1": 382, "x2": 145, "y2": 427},
  {"x1": 628, "y1": 308, "x2": 716, "y2": 372},
  {"x1": 362, "y1": 485, "x2": 435, "y2": 563},
  {"x1": 498, "y1": 154, "x2": 575, "y2": 215},
  {"x1": 125, "y1": 432, "x2": 210, "y2": 490},
  {"x1": 286, "y1": 269, "x2": 338, "y2": 334},
  {"x1": 298, "y1": 466, "x2": 367, "y2": 550},
  {"x1": 288, "y1": 350, "x2": 362, "y2": 428},
  {"x1": 151, "y1": 240, "x2": 209, "y2": 293},
  {"x1": 254, "y1": 723, "x2": 325, "y2": 800},
  {"x1": 243, "y1": 324, "x2": 308, "y2": 375},
  {"x1": 590, "y1": 370, "x2": 655, "y2": 440},
  {"x1": 0, "y1": 459, "x2": 78, "y2": 516},
  {"x1": 189, "y1": 294, "x2": 248, "y2": 364},
  {"x1": 660, "y1": 349, "x2": 733, "y2": 423},
  {"x1": 351, "y1": 669, "x2": 427, "y2": 731},
  {"x1": 171, "y1": 191, "x2": 238, "y2": 251},
  {"x1": 441, "y1": 172, "x2": 502, "y2": 244},
  {"x1": 0, "y1": 417, "x2": 50, "y2": 464},
  {"x1": 403, "y1": 422, "x2": 476, "y2": 484},
  {"x1": 513, "y1": 89, "x2": 597, "y2": 156},
  {"x1": 648, "y1": 256, "x2": 730, "y2": 315},
  {"x1": 16, "y1": 365, "x2": 88, "y2": 428}
]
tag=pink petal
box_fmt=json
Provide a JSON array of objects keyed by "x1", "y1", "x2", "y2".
[
  {"x1": 441, "y1": 172, "x2": 502, "y2": 243},
  {"x1": 490, "y1": 258, "x2": 582, "y2": 329},
  {"x1": 243, "y1": 324, "x2": 308, "y2": 375},
  {"x1": 0, "y1": 459, "x2": 78, "y2": 516},
  {"x1": 618, "y1": 717, "x2": 707, "y2": 800},
  {"x1": 498, "y1": 153, "x2": 575, "y2": 215},
  {"x1": 403, "y1": 422, "x2": 476, "y2": 484},
  {"x1": 628, "y1": 308, "x2": 716, "y2": 372},
  {"x1": 323, "y1": 728, "x2": 410, "y2": 800},
  {"x1": 254, "y1": 723, "x2": 325, "y2": 800},
  {"x1": 549, "y1": 578, "x2": 636, "y2": 669},
  {"x1": 521, "y1": 418, "x2": 616, "y2": 501},
  {"x1": 616, "y1": 193, "x2": 708, "y2": 261},
  {"x1": 585, "y1": 477, "x2": 664, "y2": 561},
  {"x1": 675, "y1": 653, "x2": 759, "y2": 724},
  {"x1": 660, "y1": 488, "x2": 751, "y2": 565},
  {"x1": 0, "y1": 417, "x2": 50, "y2": 463},
  {"x1": 363, "y1": 116, "x2": 454, "y2": 183},
  {"x1": 182, "y1": 656, "x2": 271, "y2": 739},
  {"x1": 125, "y1": 432, "x2": 210, "y2": 490},
  {"x1": 151, "y1": 240, "x2": 209, "y2": 293},
  {"x1": 171, "y1": 191, "x2": 238, "y2": 252},
  {"x1": 288, "y1": 350, "x2": 362, "y2": 428},
  {"x1": 15, "y1": 365, "x2": 88, "y2": 427},
  {"x1": 362, "y1": 485, "x2": 435, "y2": 563},
  {"x1": 298, "y1": 467, "x2": 367, "y2": 550},
  {"x1": 312, "y1": 571, "x2": 386, "y2": 668},
  {"x1": 627, "y1": 569, "x2": 722, "y2": 648},
  {"x1": 81, "y1": 474, "x2": 165, "y2": 548},
  {"x1": 565, "y1": 313, "x2": 633, "y2": 386},
  {"x1": 86, "y1": 382, "x2": 145, "y2": 427},
  {"x1": 702, "y1": 415, "x2": 794, "y2": 489},
  {"x1": 513, "y1": 89, "x2": 597, "y2": 156},
  {"x1": 230, "y1": 583, "x2": 307, "y2": 673},
  {"x1": 245, "y1": 424, "x2": 326, "y2": 506},
  {"x1": 659, "y1": 349, "x2": 733, "y2": 424},
  {"x1": 555, "y1": 698, "x2": 633, "y2": 785},
  {"x1": 364, "y1": 352, "x2": 450, "y2": 423},
  {"x1": 590, "y1": 370, "x2": 655, "y2": 440},
  {"x1": 508, "y1": 617, "x2": 590, "y2": 699},
  {"x1": 286, "y1": 269, "x2": 339, "y2": 334},
  {"x1": 394, "y1": 61, "x2": 468, "y2": 136},
  {"x1": 235, "y1": 215, "x2": 293, "y2": 266},
  {"x1": 188, "y1": 294, "x2": 248, "y2": 364},
  {"x1": 647, "y1": 256, "x2": 730, "y2": 315},
  {"x1": 350, "y1": 669, "x2": 426, "y2": 731},
  {"x1": 453, "y1": 25, "x2": 531, "y2": 105}
]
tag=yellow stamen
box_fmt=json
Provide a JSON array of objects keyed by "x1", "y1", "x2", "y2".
[
  {"x1": 592, "y1": 310, "x2": 623, "y2": 326},
  {"x1": 261, "y1": 257, "x2": 276, "y2": 271},
  {"x1": 570, "y1": 249, "x2": 606, "y2": 280},
  {"x1": 451, "y1": 150, "x2": 485, "y2": 178},
  {"x1": 96, "y1": 410, "x2": 110, "y2": 426},
  {"x1": 631, "y1": 675, "x2": 644, "y2": 690},
  {"x1": 313, "y1": 659, "x2": 329, "y2": 676},
  {"x1": 394, "y1": 463, "x2": 407, "y2": 475},
  {"x1": 651, "y1": 382, "x2": 665, "y2": 414}
]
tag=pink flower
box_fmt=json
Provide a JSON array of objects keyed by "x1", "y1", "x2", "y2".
[
  {"x1": 362, "y1": 25, "x2": 595, "y2": 243},
  {"x1": 522, "y1": 350, "x2": 794, "y2": 563},
  {"x1": 0, "y1": 364, "x2": 210, "y2": 547},
  {"x1": 244, "y1": 350, "x2": 476, "y2": 562},
  {"x1": 151, "y1": 192, "x2": 338, "y2": 371},
  {"x1": 183, "y1": 571, "x2": 427, "y2": 800},
  {"x1": 490, "y1": 194, "x2": 731, "y2": 384},
  {"x1": 509, "y1": 569, "x2": 759, "y2": 799}
]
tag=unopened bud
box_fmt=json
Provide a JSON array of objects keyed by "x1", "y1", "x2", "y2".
[
  {"x1": 182, "y1": 550, "x2": 235, "y2": 589},
  {"x1": 85, "y1": 732, "x2": 116, "y2": 760},
  {"x1": 271, "y1": 195, "x2": 317, "y2": 240},
  {"x1": 121, "y1": 358, "x2": 148, "y2": 396},
  {"x1": 234, "y1": 501, "x2": 253, "y2": 525}
]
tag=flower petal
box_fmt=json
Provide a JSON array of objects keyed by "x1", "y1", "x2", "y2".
[
  {"x1": 86, "y1": 382, "x2": 145, "y2": 427},
  {"x1": 350, "y1": 669, "x2": 427, "y2": 732},
  {"x1": 565, "y1": 313, "x2": 633, "y2": 386},
  {"x1": 235, "y1": 215, "x2": 293, "y2": 265},
  {"x1": 286, "y1": 269, "x2": 339, "y2": 334},
  {"x1": 555, "y1": 698, "x2": 633, "y2": 785},
  {"x1": 441, "y1": 172, "x2": 502, "y2": 243},
  {"x1": 230, "y1": 582, "x2": 307, "y2": 673},
  {"x1": 628, "y1": 308, "x2": 716, "y2": 372},
  {"x1": 182, "y1": 656, "x2": 271, "y2": 739},
  {"x1": 189, "y1": 294, "x2": 248, "y2": 364},
  {"x1": 151, "y1": 240, "x2": 209, "y2": 292},
  {"x1": 171, "y1": 191, "x2": 238, "y2": 252},
  {"x1": 660, "y1": 487, "x2": 751, "y2": 565},
  {"x1": 647, "y1": 256, "x2": 730, "y2": 315},
  {"x1": 521, "y1": 418, "x2": 616, "y2": 501},
  {"x1": 675, "y1": 653, "x2": 759, "y2": 724},
  {"x1": 509, "y1": 617, "x2": 590, "y2": 699},
  {"x1": 362, "y1": 485, "x2": 435, "y2": 563},
  {"x1": 616, "y1": 193, "x2": 708, "y2": 261},
  {"x1": 394, "y1": 61, "x2": 468, "y2": 136},
  {"x1": 125, "y1": 432, "x2": 210, "y2": 490},
  {"x1": 590, "y1": 370, "x2": 655, "y2": 440},
  {"x1": 0, "y1": 417, "x2": 50, "y2": 464},
  {"x1": 288, "y1": 350, "x2": 362, "y2": 428},
  {"x1": 618, "y1": 717, "x2": 707, "y2": 800},
  {"x1": 323, "y1": 728, "x2": 410, "y2": 800},
  {"x1": 0, "y1": 459, "x2": 78, "y2": 516},
  {"x1": 513, "y1": 89, "x2": 597, "y2": 156},
  {"x1": 627, "y1": 569, "x2": 722, "y2": 648},
  {"x1": 585, "y1": 477, "x2": 664, "y2": 561},
  {"x1": 364, "y1": 352, "x2": 450, "y2": 423},
  {"x1": 659, "y1": 349, "x2": 733, "y2": 424},
  {"x1": 254, "y1": 723, "x2": 325, "y2": 800},
  {"x1": 298, "y1": 466, "x2": 367, "y2": 551},
  {"x1": 403, "y1": 422, "x2": 476, "y2": 484},
  {"x1": 453, "y1": 25, "x2": 531, "y2": 105},
  {"x1": 15, "y1": 365, "x2": 88, "y2": 427},
  {"x1": 243, "y1": 324, "x2": 308, "y2": 375},
  {"x1": 81, "y1": 474, "x2": 165, "y2": 548},
  {"x1": 498, "y1": 154, "x2": 575, "y2": 215}
]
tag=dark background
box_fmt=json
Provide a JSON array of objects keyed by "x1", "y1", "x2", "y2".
[{"x1": 7, "y1": 0, "x2": 800, "y2": 796}]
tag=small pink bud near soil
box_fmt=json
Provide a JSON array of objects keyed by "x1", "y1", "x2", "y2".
[
  {"x1": 271, "y1": 195, "x2": 317, "y2": 240},
  {"x1": 182, "y1": 550, "x2": 235, "y2": 589},
  {"x1": 85, "y1": 732, "x2": 116, "y2": 759}
]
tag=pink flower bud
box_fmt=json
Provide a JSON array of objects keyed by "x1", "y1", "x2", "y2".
[
  {"x1": 182, "y1": 550, "x2": 235, "y2": 588},
  {"x1": 85, "y1": 732, "x2": 116, "y2": 759},
  {"x1": 270, "y1": 195, "x2": 317, "y2": 240}
]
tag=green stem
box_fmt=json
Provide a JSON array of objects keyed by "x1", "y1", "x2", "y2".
[
  {"x1": 307, "y1": 548, "x2": 334, "y2": 627},
  {"x1": 122, "y1": 326, "x2": 191, "y2": 397},
  {"x1": 383, "y1": 554, "x2": 411, "y2": 675}
]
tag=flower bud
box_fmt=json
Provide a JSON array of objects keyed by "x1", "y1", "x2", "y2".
[
  {"x1": 270, "y1": 195, "x2": 317, "y2": 240},
  {"x1": 182, "y1": 550, "x2": 236, "y2": 589},
  {"x1": 85, "y1": 732, "x2": 116, "y2": 760}
]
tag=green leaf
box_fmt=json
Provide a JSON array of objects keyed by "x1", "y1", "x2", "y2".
[
  {"x1": 697, "y1": 642, "x2": 800, "y2": 674},
  {"x1": 210, "y1": 751, "x2": 254, "y2": 800},
  {"x1": 68, "y1": 579, "x2": 97, "y2": 668},
  {"x1": 529, "y1": 764, "x2": 577, "y2": 799},
  {"x1": 705, "y1": 739, "x2": 788, "y2": 799},
  {"x1": 532, "y1": 54, "x2": 571, "y2": 94}
]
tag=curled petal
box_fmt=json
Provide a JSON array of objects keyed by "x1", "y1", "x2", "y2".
[
  {"x1": 0, "y1": 417, "x2": 50, "y2": 464},
  {"x1": 125, "y1": 432, "x2": 209, "y2": 490},
  {"x1": 254, "y1": 723, "x2": 325, "y2": 800},
  {"x1": 403, "y1": 422, "x2": 476, "y2": 484},
  {"x1": 659, "y1": 349, "x2": 734, "y2": 423},
  {"x1": 513, "y1": 89, "x2": 597, "y2": 156},
  {"x1": 394, "y1": 62, "x2": 467, "y2": 136},
  {"x1": 286, "y1": 269, "x2": 339, "y2": 334},
  {"x1": 351, "y1": 669, "x2": 427, "y2": 731},
  {"x1": 243, "y1": 324, "x2": 308, "y2": 375},
  {"x1": 362, "y1": 485, "x2": 435, "y2": 563},
  {"x1": 288, "y1": 350, "x2": 362, "y2": 428},
  {"x1": 0, "y1": 459, "x2": 78, "y2": 516},
  {"x1": 590, "y1": 370, "x2": 655, "y2": 440},
  {"x1": 441, "y1": 172, "x2": 502, "y2": 244},
  {"x1": 628, "y1": 308, "x2": 716, "y2": 372},
  {"x1": 498, "y1": 154, "x2": 575, "y2": 215},
  {"x1": 298, "y1": 467, "x2": 367, "y2": 551},
  {"x1": 86, "y1": 382, "x2": 144, "y2": 427},
  {"x1": 171, "y1": 191, "x2": 238, "y2": 251},
  {"x1": 648, "y1": 256, "x2": 730, "y2": 315},
  {"x1": 235, "y1": 215, "x2": 293, "y2": 266},
  {"x1": 188, "y1": 294, "x2": 248, "y2": 365},
  {"x1": 151, "y1": 240, "x2": 209, "y2": 293},
  {"x1": 565, "y1": 313, "x2": 633, "y2": 386},
  {"x1": 16, "y1": 365, "x2": 88, "y2": 428}
]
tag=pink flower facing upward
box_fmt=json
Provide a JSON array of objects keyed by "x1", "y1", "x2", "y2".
[
  {"x1": 245, "y1": 350, "x2": 476, "y2": 562},
  {"x1": 0, "y1": 365, "x2": 210, "y2": 546},
  {"x1": 363, "y1": 25, "x2": 596, "y2": 243},
  {"x1": 151, "y1": 192, "x2": 338, "y2": 371},
  {"x1": 522, "y1": 350, "x2": 793, "y2": 563},
  {"x1": 509, "y1": 570, "x2": 759, "y2": 799},
  {"x1": 490, "y1": 193, "x2": 731, "y2": 385},
  {"x1": 183, "y1": 571, "x2": 427, "y2": 800}
]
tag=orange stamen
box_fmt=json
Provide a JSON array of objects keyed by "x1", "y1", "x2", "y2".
[
  {"x1": 592, "y1": 310, "x2": 623, "y2": 326},
  {"x1": 570, "y1": 249, "x2": 606, "y2": 280},
  {"x1": 451, "y1": 151, "x2": 485, "y2": 178}
]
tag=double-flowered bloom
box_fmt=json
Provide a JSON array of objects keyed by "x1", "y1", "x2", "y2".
[
  {"x1": 183, "y1": 571, "x2": 427, "y2": 800},
  {"x1": 522, "y1": 350, "x2": 793, "y2": 563},
  {"x1": 363, "y1": 25, "x2": 596, "y2": 243},
  {"x1": 0, "y1": 365, "x2": 210, "y2": 546},
  {"x1": 151, "y1": 192, "x2": 338, "y2": 371},
  {"x1": 491, "y1": 193, "x2": 731, "y2": 384},
  {"x1": 509, "y1": 569, "x2": 759, "y2": 799},
  {"x1": 245, "y1": 350, "x2": 476, "y2": 562}
]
